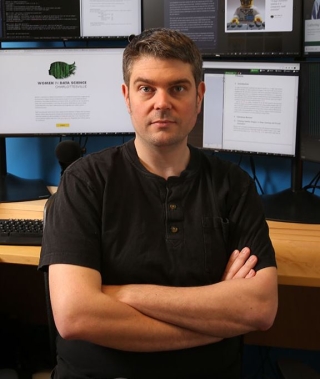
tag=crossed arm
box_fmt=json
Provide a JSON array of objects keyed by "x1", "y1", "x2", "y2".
[{"x1": 49, "y1": 247, "x2": 278, "y2": 352}]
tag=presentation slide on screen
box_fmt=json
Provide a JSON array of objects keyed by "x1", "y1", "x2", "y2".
[
  {"x1": 0, "y1": 49, "x2": 132, "y2": 135},
  {"x1": 225, "y1": 0, "x2": 293, "y2": 32},
  {"x1": 203, "y1": 68, "x2": 299, "y2": 155}
]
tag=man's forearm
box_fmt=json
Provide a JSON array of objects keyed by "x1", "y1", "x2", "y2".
[
  {"x1": 81, "y1": 290, "x2": 222, "y2": 351},
  {"x1": 50, "y1": 264, "x2": 222, "y2": 352},
  {"x1": 104, "y1": 267, "x2": 278, "y2": 339}
]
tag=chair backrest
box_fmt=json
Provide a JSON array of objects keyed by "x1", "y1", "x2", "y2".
[
  {"x1": 42, "y1": 194, "x2": 58, "y2": 367},
  {"x1": 278, "y1": 359, "x2": 320, "y2": 379}
]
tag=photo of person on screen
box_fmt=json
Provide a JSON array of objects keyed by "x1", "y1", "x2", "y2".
[
  {"x1": 230, "y1": 0, "x2": 264, "y2": 24},
  {"x1": 311, "y1": 0, "x2": 320, "y2": 19}
]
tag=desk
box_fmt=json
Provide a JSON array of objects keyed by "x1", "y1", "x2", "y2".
[
  {"x1": 267, "y1": 221, "x2": 320, "y2": 287},
  {"x1": 1, "y1": 197, "x2": 320, "y2": 349},
  {"x1": 0, "y1": 197, "x2": 47, "y2": 265},
  {"x1": 1, "y1": 199, "x2": 320, "y2": 286},
  {"x1": 0, "y1": 194, "x2": 53, "y2": 325}
]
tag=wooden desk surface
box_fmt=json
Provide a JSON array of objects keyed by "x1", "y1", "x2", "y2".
[
  {"x1": 267, "y1": 220, "x2": 320, "y2": 287},
  {"x1": 0, "y1": 197, "x2": 48, "y2": 265},
  {"x1": 1, "y1": 195, "x2": 320, "y2": 287}
]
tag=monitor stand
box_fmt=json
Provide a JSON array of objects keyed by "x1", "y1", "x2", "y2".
[
  {"x1": 261, "y1": 189, "x2": 320, "y2": 224},
  {"x1": 0, "y1": 173, "x2": 51, "y2": 203},
  {"x1": 0, "y1": 136, "x2": 51, "y2": 203},
  {"x1": 260, "y1": 157, "x2": 320, "y2": 224}
]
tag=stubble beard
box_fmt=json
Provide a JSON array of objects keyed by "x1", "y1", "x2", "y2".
[{"x1": 143, "y1": 110, "x2": 188, "y2": 148}]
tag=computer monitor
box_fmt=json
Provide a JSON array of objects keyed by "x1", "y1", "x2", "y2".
[
  {"x1": 0, "y1": 0, "x2": 141, "y2": 41},
  {"x1": 296, "y1": 61, "x2": 320, "y2": 221},
  {"x1": 0, "y1": 47, "x2": 133, "y2": 202},
  {"x1": 255, "y1": 61, "x2": 320, "y2": 224},
  {"x1": 142, "y1": 0, "x2": 302, "y2": 57},
  {"x1": 190, "y1": 60, "x2": 300, "y2": 157},
  {"x1": 187, "y1": 60, "x2": 320, "y2": 223},
  {"x1": 303, "y1": 0, "x2": 320, "y2": 56},
  {"x1": 299, "y1": 62, "x2": 320, "y2": 164}
]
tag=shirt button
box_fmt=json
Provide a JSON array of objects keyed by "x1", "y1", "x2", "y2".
[
  {"x1": 170, "y1": 226, "x2": 179, "y2": 233},
  {"x1": 169, "y1": 204, "x2": 177, "y2": 210}
]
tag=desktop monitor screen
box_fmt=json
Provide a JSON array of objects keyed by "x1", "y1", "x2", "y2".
[
  {"x1": 142, "y1": 0, "x2": 302, "y2": 57},
  {"x1": 189, "y1": 61, "x2": 300, "y2": 156},
  {"x1": 0, "y1": 48, "x2": 132, "y2": 136},
  {"x1": 299, "y1": 62, "x2": 320, "y2": 163},
  {"x1": 303, "y1": 0, "x2": 320, "y2": 56},
  {"x1": 0, "y1": 47, "x2": 133, "y2": 202},
  {"x1": 0, "y1": 0, "x2": 141, "y2": 41}
]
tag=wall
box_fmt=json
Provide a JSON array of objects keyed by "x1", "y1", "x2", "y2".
[
  {"x1": 5, "y1": 135, "x2": 320, "y2": 197},
  {"x1": 5, "y1": 135, "x2": 132, "y2": 186}
]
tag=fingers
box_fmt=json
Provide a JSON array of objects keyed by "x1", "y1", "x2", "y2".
[
  {"x1": 222, "y1": 249, "x2": 240, "y2": 277},
  {"x1": 222, "y1": 247, "x2": 257, "y2": 281},
  {"x1": 245, "y1": 269, "x2": 256, "y2": 279},
  {"x1": 234, "y1": 253, "x2": 257, "y2": 280}
]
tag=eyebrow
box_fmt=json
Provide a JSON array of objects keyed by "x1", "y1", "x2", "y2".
[{"x1": 133, "y1": 77, "x2": 193, "y2": 86}]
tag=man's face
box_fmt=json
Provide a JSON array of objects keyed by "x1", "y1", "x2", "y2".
[
  {"x1": 240, "y1": 0, "x2": 253, "y2": 8},
  {"x1": 122, "y1": 56, "x2": 205, "y2": 149}
]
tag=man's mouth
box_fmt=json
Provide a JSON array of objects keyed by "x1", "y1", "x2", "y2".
[{"x1": 152, "y1": 119, "x2": 175, "y2": 126}]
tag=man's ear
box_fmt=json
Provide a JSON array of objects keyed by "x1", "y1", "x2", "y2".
[
  {"x1": 196, "y1": 81, "x2": 206, "y2": 113},
  {"x1": 122, "y1": 84, "x2": 131, "y2": 113}
]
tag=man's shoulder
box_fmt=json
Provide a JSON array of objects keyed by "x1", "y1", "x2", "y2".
[
  {"x1": 197, "y1": 148, "x2": 246, "y2": 175},
  {"x1": 71, "y1": 140, "x2": 132, "y2": 171},
  {"x1": 62, "y1": 141, "x2": 134, "y2": 189},
  {"x1": 195, "y1": 148, "x2": 253, "y2": 192}
]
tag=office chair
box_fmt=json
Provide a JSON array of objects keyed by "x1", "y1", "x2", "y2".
[
  {"x1": 42, "y1": 194, "x2": 58, "y2": 368},
  {"x1": 277, "y1": 358, "x2": 320, "y2": 379},
  {"x1": 43, "y1": 270, "x2": 57, "y2": 369},
  {"x1": 0, "y1": 369, "x2": 19, "y2": 379}
]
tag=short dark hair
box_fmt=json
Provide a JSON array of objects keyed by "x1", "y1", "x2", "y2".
[{"x1": 123, "y1": 28, "x2": 203, "y2": 87}]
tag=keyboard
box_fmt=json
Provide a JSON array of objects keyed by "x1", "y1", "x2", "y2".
[{"x1": 0, "y1": 219, "x2": 43, "y2": 246}]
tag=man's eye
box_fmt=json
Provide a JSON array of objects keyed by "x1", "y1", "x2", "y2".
[
  {"x1": 140, "y1": 86, "x2": 152, "y2": 93},
  {"x1": 173, "y1": 86, "x2": 185, "y2": 93}
]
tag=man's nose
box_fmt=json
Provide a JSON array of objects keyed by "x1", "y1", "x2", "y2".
[{"x1": 154, "y1": 90, "x2": 172, "y2": 110}]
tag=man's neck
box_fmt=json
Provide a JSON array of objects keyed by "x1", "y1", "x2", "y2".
[{"x1": 134, "y1": 139, "x2": 190, "y2": 180}]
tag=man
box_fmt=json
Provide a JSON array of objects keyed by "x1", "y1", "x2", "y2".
[{"x1": 39, "y1": 28, "x2": 278, "y2": 379}]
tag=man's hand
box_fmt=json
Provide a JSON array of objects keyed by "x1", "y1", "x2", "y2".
[{"x1": 222, "y1": 247, "x2": 257, "y2": 281}]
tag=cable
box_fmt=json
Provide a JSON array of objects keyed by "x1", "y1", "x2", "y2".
[
  {"x1": 249, "y1": 156, "x2": 264, "y2": 195},
  {"x1": 79, "y1": 135, "x2": 88, "y2": 152}
]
